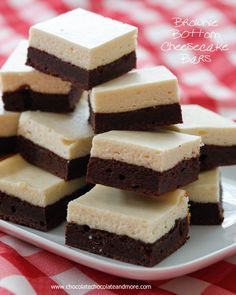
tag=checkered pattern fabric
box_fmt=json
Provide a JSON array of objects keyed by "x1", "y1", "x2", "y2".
[
  {"x1": 0, "y1": 0, "x2": 236, "y2": 294},
  {"x1": 0, "y1": 233, "x2": 236, "y2": 295}
]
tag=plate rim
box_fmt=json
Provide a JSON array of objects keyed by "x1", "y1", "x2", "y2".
[{"x1": 1, "y1": 219, "x2": 236, "y2": 280}]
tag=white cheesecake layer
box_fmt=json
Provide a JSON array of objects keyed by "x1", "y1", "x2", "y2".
[
  {"x1": 0, "y1": 40, "x2": 71, "y2": 93},
  {"x1": 0, "y1": 155, "x2": 86, "y2": 207},
  {"x1": 90, "y1": 66, "x2": 179, "y2": 113},
  {"x1": 171, "y1": 105, "x2": 236, "y2": 146},
  {"x1": 183, "y1": 168, "x2": 220, "y2": 203},
  {"x1": 0, "y1": 99, "x2": 20, "y2": 137},
  {"x1": 29, "y1": 8, "x2": 137, "y2": 70},
  {"x1": 67, "y1": 185, "x2": 189, "y2": 244},
  {"x1": 91, "y1": 130, "x2": 201, "y2": 172},
  {"x1": 18, "y1": 93, "x2": 93, "y2": 160}
]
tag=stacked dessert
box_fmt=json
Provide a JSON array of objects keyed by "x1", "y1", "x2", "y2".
[
  {"x1": 0, "y1": 12, "x2": 100, "y2": 230},
  {"x1": 0, "y1": 8, "x2": 235, "y2": 266},
  {"x1": 0, "y1": 41, "x2": 94, "y2": 229},
  {"x1": 65, "y1": 60, "x2": 202, "y2": 266},
  {"x1": 0, "y1": 9, "x2": 138, "y2": 231},
  {"x1": 48, "y1": 10, "x2": 201, "y2": 266}
]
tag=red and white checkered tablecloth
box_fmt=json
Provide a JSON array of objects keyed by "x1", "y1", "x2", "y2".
[{"x1": 0, "y1": 0, "x2": 236, "y2": 294}]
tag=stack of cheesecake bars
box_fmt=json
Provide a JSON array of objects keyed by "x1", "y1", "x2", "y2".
[{"x1": 0, "y1": 8, "x2": 236, "y2": 267}]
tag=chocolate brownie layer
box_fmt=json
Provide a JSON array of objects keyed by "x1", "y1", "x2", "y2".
[
  {"x1": 0, "y1": 184, "x2": 93, "y2": 231},
  {"x1": 18, "y1": 136, "x2": 90, "y2": 180},
  {"x1": 200, "y1": 145, "x2": 236, "y2": 171},
  {"x1": 0, "y1": 136, "x2": 17, "y2": 156},
  {"x1": 2, "y1": 86, "x2": 82, "y2": 113},
  {"x1": 87, "y1": 157, "x2": 199, "y2": 196},
  {"x1": 27, "y1": 47, "x2": 136, "y2": 90},
  {"x1": 89, "y1": 102, "x2": 182, "y2": 133},
  {"x1": 190, "y1": 201, "x2": 224, "y2": 225},
  {"x1": 66, "y1": 217, "x2": 188, "y2": 267}
]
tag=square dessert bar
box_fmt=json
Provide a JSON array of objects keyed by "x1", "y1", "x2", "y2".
[
  {"x1": 183, "y1": 168, "x2": 224, "y2": 225},
  {"x1": 0, "y1": 40, "x2": 82, "y2": 113},
  {"x1": 0, "y1": 155, "x2": 90, "y2": 231},
  {"x1": 89, "y1": 66, "x2": 182, "y2": 133},
  {"x1": 170, "y1": 105, "x2": 236, "y2": 170},
  {"x1": 27, "y1": 8, "x2": 137, "y2": 89},
  {"x1": 66, "y1": 185, "x2": 189, "y2": 267},
  {"x1": 87, "y1": 130, "x2": 201, "y2": 196},
  {"x1": 18, "y1": 95, "x2": 94, "y2": 180},
  {"x1": 0, "y1": 99, "x2": 20, "y2": 156}
]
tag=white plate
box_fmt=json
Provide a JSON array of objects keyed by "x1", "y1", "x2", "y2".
[{"x1": 0, "y1": 167, "x2": 236, "y2": 281}]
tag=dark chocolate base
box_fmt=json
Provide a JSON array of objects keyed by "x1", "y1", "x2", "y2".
[
  {"x1": 27, "y1": 47, "x2": 136, "y2": 90},
  {"x1": 190, "y1": 201, "x2": 224, "y2": 225},
  {"x1": 89, "y1": 102, "x2": 183, "y2": 134},
  {"x1": 200, "y1": 145, "x2": 236, "y2": 171},
  {"x1": 66, "y1": 217, "x2": 189, "y2": 267},
  {"x1": 2, "y1": 86, "x2": 82, "y2": 113},
  {"x1": 86, "y1": 157, "x2": 199, "y2": 196},
  {"x1": 0, "y1": 184, "x2": 93, "y2": 231},
  {"x1": 18, "y1": 136, "x2": 90, "y2": 180},
  {"x1": 0, "y1": 136, "x2": 17, "y2": 157}
]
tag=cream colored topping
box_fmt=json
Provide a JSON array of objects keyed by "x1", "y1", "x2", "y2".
[
  {"x1": 171, "y1": 105, "x2": 236, "y2": 146},
  {"x1": 0, "y1": 155, "x2": 86, "y2": 207},
  {"x1": 0, "y1": 99, "x2": 20, "y2": 137},
  {"x1": 91, "y1": 130, "x2": 201, "y2": 172},
  {"x1": 29, "y1": 8, "x2": 137, "y2": 70},
  {"x1": 0, "y1": 40, "x2": 71, "y2": 93},
  {"x1": 183, "y1": 168, "x2": 220, "y2": 203},
  {"x1": 67, "y1": 185, "x2": 189, "y2": 244},
  {"x1": 18, "y1": 93, "x2": 93, "y2": 160},
  {"x1": 90, "y1": 66, "x2": 179, "y2": 113}
]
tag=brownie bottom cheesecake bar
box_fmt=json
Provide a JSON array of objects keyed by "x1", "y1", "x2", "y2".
[
  {"x1": 18, "y1": 95, "x2": 94, "y2": 180},
  {"x1": 26, "y1": 8, "x2": 137, "y2": 89},
  {"x1": 183, "y1": 168, "x2": 224, "y2": 225},
  {"x1": 89, "y1": 66, "x2": 182, "y2": 133},
  {"x1": 87, "y1": 130, "x2": 201, "y2": 196},
  {"x1": 66, "y1": 185, "x2": 189, "y2": 267},
  {"x1": 170, "y1": 105, "x2": 236, "y2": 171},
  {"x1": 0, "y1": 155, "x2": 92, "y2": 231},
  {"x1": 0, "y1": 40, "x2": 82, "y2": 113}
]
